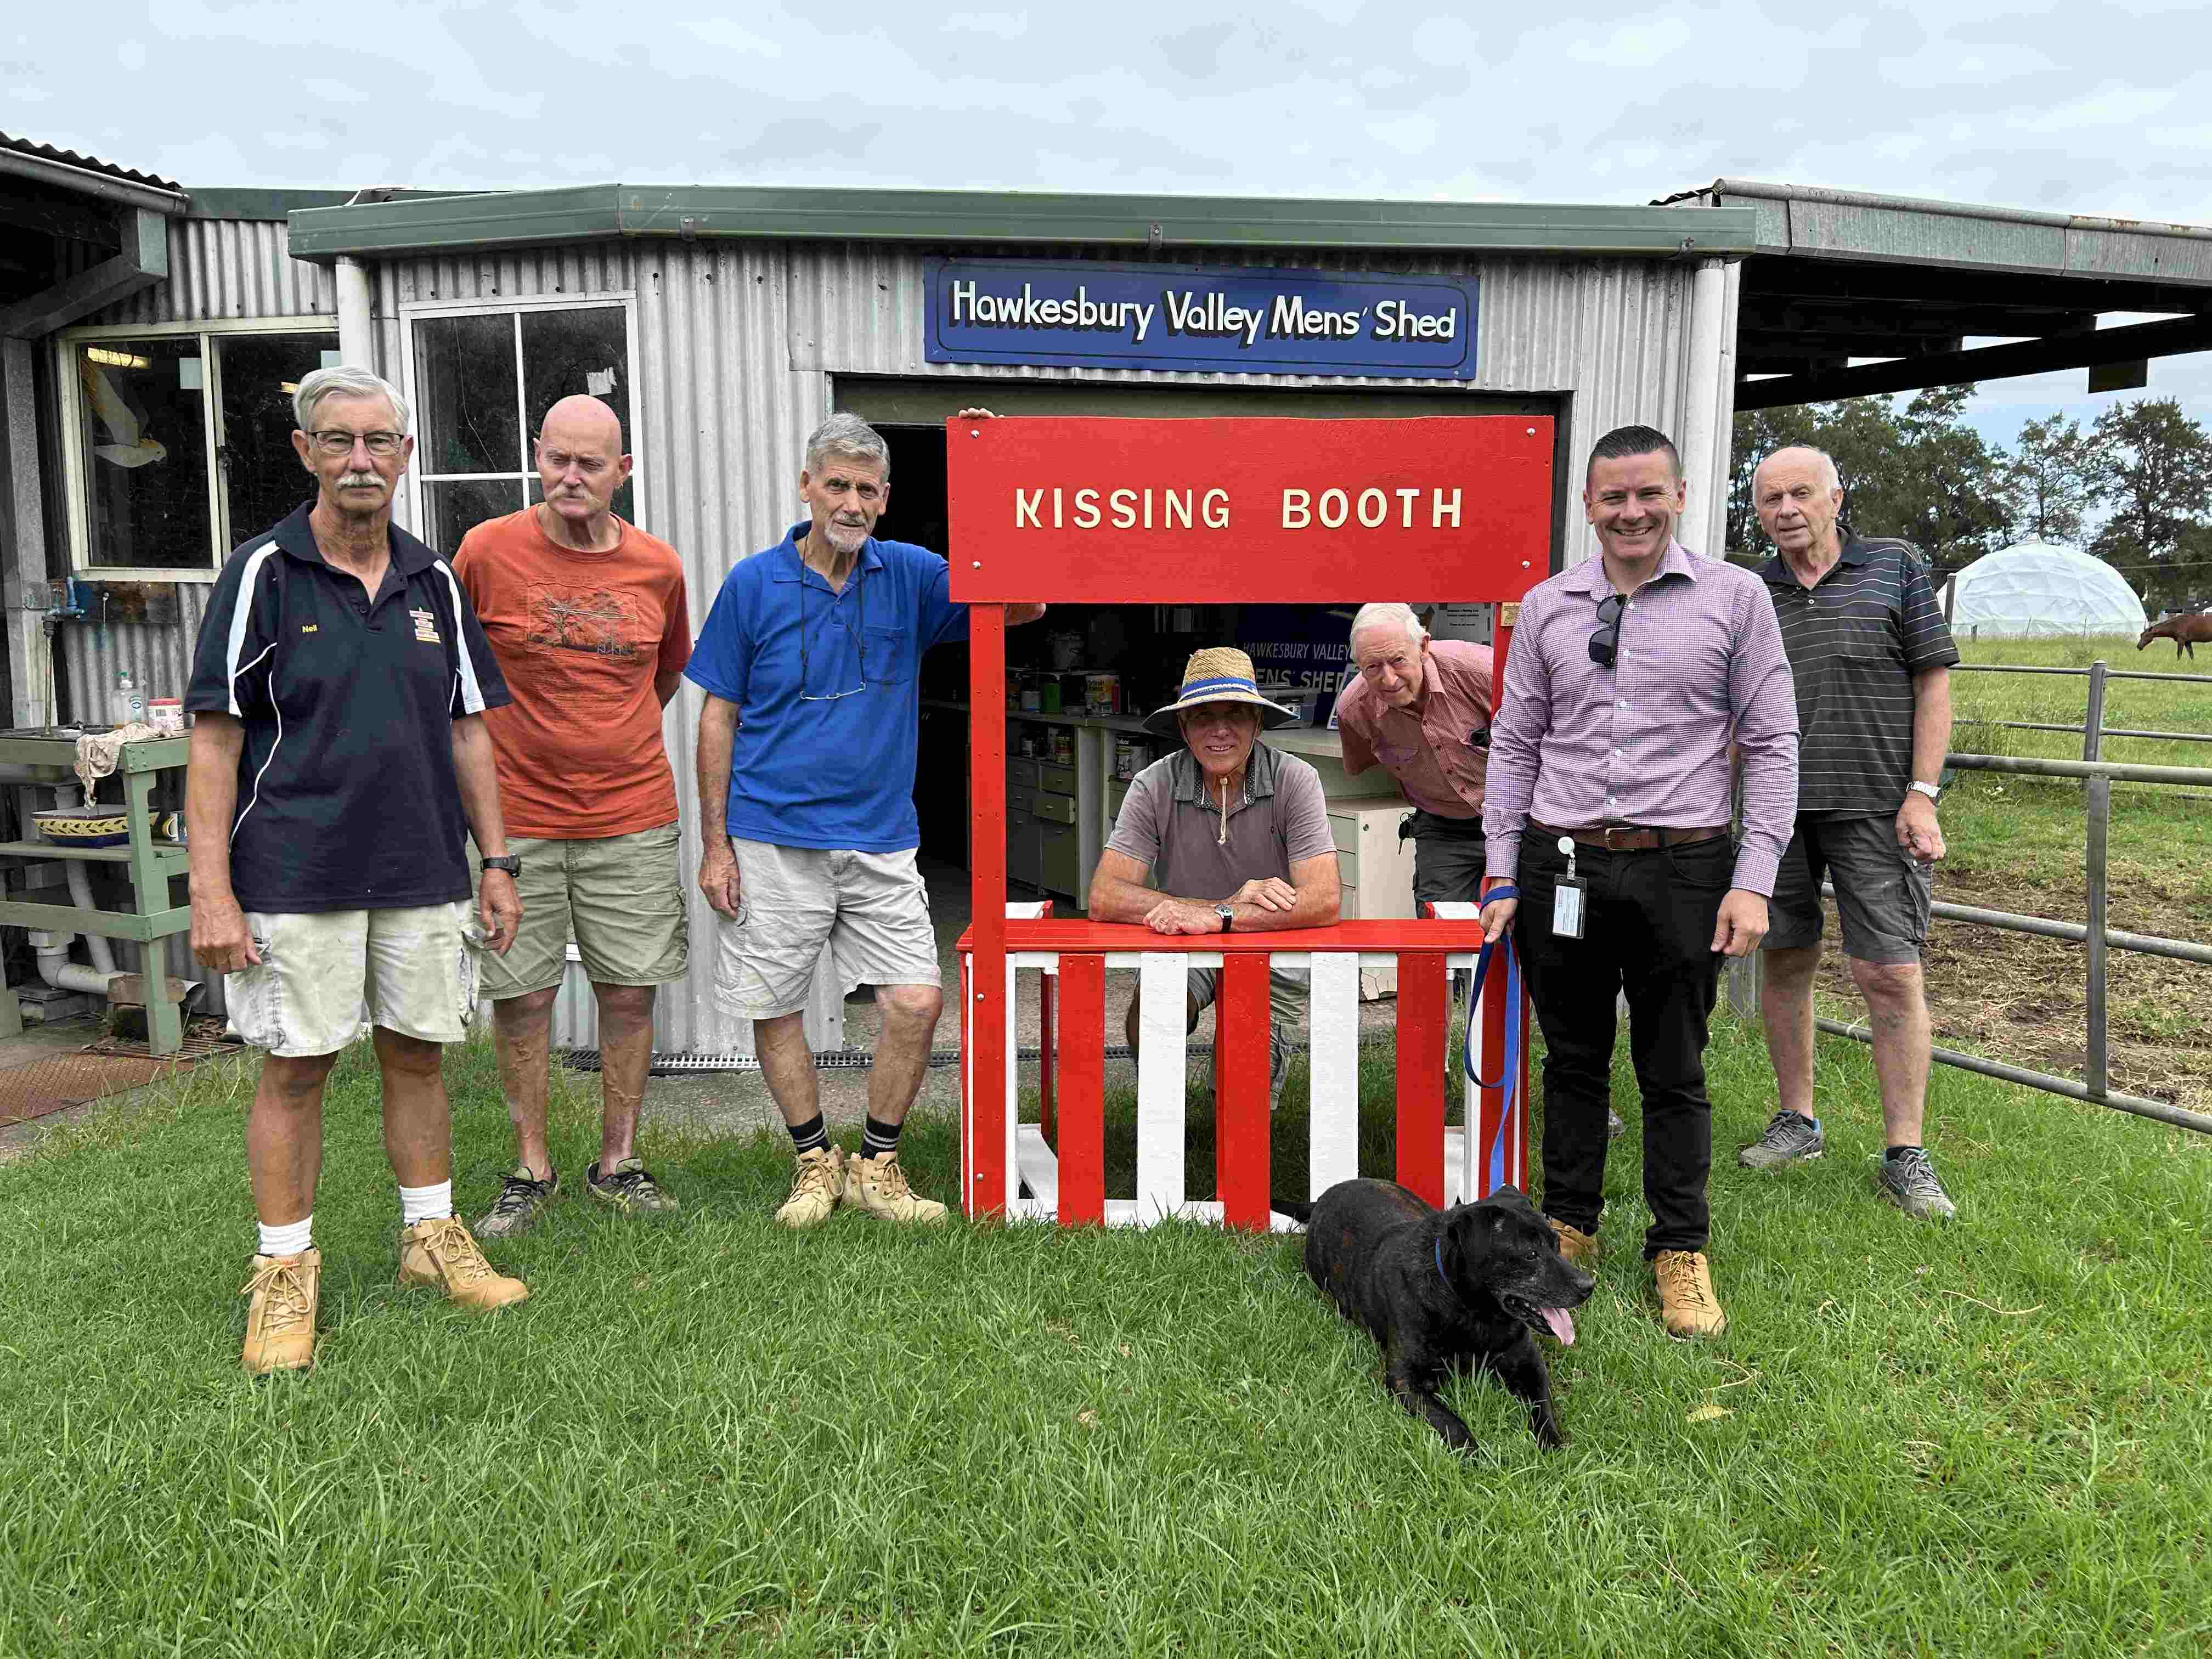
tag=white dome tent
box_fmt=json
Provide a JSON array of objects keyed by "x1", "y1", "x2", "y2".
[{"x1": 1944, "y1": 541, "x2": 2148, "y2": 640}]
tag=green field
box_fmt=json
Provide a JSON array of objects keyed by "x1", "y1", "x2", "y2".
[
  {"x1": 3, "y1": 1022, "x2": 2207, "y2": 1658},
  {"x1": 1816, "y1": 634, "x2": 2212, "y2": 1116}
]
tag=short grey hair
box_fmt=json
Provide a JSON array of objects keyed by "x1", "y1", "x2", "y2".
[
  {"x1": 804, "y1": 412, "x2": 890, "y2": 480},
  {"x1": 1349, "y1": 602, "x2": 1426, "y2": 646},
  {"x1": 1759, "y1": 444, "x2": 1841, "y2": 494},
  {"x1": 294, "y1": 365, "x2": 410, "y2": 434}
]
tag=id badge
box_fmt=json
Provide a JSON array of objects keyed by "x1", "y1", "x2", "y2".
[{"x1": 1552, "y1": 876, "x2": 1587, "y2": 940}]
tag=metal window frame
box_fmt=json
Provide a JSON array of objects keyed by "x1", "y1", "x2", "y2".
[
  {"x1": 54, "y1": 316, "x2": 340, "y2": 582},
  {"x1": 395, "y1": 292, "x2": 644, "y2": 547}
]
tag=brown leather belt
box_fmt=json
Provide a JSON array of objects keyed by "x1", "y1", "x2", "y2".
[{"x1": 1530, "y1": 820, "x2": 1731, "y2": 853}]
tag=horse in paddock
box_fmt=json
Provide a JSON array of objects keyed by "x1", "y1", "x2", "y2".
[{"x1": 2138, "y1": 613, "x2": 2212, "y2": 658}]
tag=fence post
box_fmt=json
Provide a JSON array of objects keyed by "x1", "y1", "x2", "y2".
[{"x1": 2084, "y1": 659, "x2": 2109, "y2": 1101}]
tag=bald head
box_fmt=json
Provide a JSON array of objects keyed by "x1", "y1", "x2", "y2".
[
  {"x1": 535, "y1": 395, "x2": 633, "y2": 548},
  {"x1": 540, "y1": 394, "x2": 624, "y2": 456},
  {"x1": 1752, "y1": 444, "x2": 1844, "y2": 566}
]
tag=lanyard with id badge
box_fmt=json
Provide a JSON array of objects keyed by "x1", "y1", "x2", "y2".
[{"x1": 1551, "y1": 836, "x2": 1588, "y2": 940}]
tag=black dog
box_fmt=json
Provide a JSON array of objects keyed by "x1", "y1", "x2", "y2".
[{"x1": 1291, "y1": 1180, "x2": 1594, "y2": 1453}]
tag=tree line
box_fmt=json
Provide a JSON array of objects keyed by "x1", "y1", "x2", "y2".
[{"x1": 1727, "y1": 390, "x2": 2212, "y2": 613}]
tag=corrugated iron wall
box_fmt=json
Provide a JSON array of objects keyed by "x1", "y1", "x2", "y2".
[{"x1": 52, "y1": 224, "x2": 1708, "y2": 1050}]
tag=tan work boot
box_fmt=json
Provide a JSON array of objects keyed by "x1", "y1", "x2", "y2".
[
  {"x1": 776, "y1": 1146, "x2": 845, "y2": 1230},
  {"x1": 397, "y1": 1216, "x2": 529, "y2": 1311},
  {"x1": 1548, "y1": 1216, "x2": 1602, "y2": 1266},
  {"x1": 843, "y1": 1150, "x2": 948, "y2": 1225},
  {"x1": 1654, "y1": 1249, "x2": 1727, "y2": 1339},
  {"x1": 240, "y1": 1249, "x2": 320, "y2": 1374}
]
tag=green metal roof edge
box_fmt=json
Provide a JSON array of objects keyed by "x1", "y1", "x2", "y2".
[
  {"x1": 285, "y1": 184, "x2": 1758, "y2": 263},
  {"x1": 189, "y1": 187, "x2": 486, "y2": 222}
]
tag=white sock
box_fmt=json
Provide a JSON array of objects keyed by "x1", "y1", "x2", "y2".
[
  {"x1": 398, "y1": 1180, "x2": 454, "y2": 1227},
  {"x1": 258, "y1": 1216, "x2": 313, "y2": 1257}
]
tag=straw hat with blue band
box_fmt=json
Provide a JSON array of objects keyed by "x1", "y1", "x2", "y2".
[{"x1": 1142, "y1": 646, "x2": 1303, "y2": 737}]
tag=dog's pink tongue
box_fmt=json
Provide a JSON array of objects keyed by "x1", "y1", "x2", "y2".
[{"x1": 1541, "y1": 1307, "x2": 1577, "y2": 1346}]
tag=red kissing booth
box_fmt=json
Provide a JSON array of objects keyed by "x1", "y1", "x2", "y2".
[{"x1": 949, "y1": 416, "x2": 1550, "y2": 1226}]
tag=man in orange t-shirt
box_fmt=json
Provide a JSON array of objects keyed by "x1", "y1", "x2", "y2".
[{"x1": 454, "y1": 395, "x2": 692, "y2": 1237}]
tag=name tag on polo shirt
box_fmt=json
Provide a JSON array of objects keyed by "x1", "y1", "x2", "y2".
[{"x1": 410, "y1": 607, "x2": 442, "y2": 645}]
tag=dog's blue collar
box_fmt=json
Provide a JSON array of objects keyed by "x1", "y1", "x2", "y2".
[{"x1": 1434, "y1": 1237, "x2": 1452, "y2": 1293}]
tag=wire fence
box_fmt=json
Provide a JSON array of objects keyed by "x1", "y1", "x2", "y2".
[{"x1": 1741, "y1": 658, "x2": 2212, "y2": 1136}]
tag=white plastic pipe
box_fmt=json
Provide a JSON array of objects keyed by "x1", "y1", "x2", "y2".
[
  {"x1": 62, "y1": 860, "x2": 117, "y2": 974},
  {"x1": 335, "y1": 257, "x2": 375, "y2": 368},
  {"x1": 26, "y1": 930, "x2": 122, "y2": 998},
  {"x1": 1679, "y1": 256, "x2": 1730, "y2": 559}
]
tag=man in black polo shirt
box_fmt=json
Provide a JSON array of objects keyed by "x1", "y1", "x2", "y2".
[
  {"x1": 185, "y1": 365, "x2": 530, "y2": 1375},
  {"x1": 1739, "y1": 445, "x2": 1961, "y2": 1221}
]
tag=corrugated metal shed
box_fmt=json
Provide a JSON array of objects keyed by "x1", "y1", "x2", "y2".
[
  {"x1": 363, "y1": 236, "x2": 1711, "y2": 1055},
  {"x1": 50, "y1": 205, "x2": 1724, "y2": 1054}
]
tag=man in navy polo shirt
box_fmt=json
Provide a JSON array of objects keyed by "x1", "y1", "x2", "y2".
[
  {"x1": 687, "y1": 411, "x2": 1045, "y2": 1229},
  {"x1": 186, "y1": 365, "x2": 529, "y2": 1376}
]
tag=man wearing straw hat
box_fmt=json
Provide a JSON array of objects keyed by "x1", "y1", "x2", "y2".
[{"x1": 1090, "y1": 647, "x2": 1342, "y2": 1107}]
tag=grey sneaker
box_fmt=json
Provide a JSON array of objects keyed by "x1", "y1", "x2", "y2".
[
  {"x1": 585, "y1": 1157, "x2": 680, "y2": 1217},
  {"x1": 1876, "y1": 1148, "x2": 1957, "y2": 1220},
  {"x1": 475, "y1": 1165, "x2": 559, "y2": 1239},
  {"x1": 1738, "y1": 1110, "x2": 1825, "y2": 1170}
]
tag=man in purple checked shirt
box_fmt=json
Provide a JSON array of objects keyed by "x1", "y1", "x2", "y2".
[{"x1": 1479, "y1": 425, "x2": 1799, "y2": 1341}]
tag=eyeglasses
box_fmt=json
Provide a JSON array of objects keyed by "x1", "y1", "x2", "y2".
[
  {"x1": 798, "y1": 574, "x2": 868, "y2": 702},
  {"x1": 1588, "y1": 592, "x2": 1625, "y2": 668},
  {"x1": 308, "y1": 429, "x2": 406, "y2": 457}
]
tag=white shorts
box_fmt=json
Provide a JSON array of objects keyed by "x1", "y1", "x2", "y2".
[
  {"x1": 226, "y1": 901, "x2": 482, "y2": 1057},
  {"x1": 714, "y1": 839, "x2": 941, "y2": 1021}
]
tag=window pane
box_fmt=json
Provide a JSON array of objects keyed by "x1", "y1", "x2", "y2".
[
  {"x1": 216, "y1": 332, "x2": 336, "y2": 544},
  {"x1": 528, "y1": 474, "x2": 636, "y2": 527},
  {"x1": 521, "y1": 307, "x2": 630, "y2": 447},
  {"x1": 76, "y1": 338, "x2": 211, "y2": 569},
  {"x1": 413, "y1": 313, "x2": 520, "y2": 475},
  {"x1": 424, "y1": 478, "x2": 524, "y2": 555}
]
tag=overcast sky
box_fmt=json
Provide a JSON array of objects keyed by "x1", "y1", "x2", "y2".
[{"x1": 14, "y1": 1, "x2": 2212, "y2": 467}]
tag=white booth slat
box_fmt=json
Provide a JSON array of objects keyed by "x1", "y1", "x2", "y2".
[
  {"x1": 1307, "y1": 951, "x2": 1361, "y2": 1199},
  {"x1": 1136, "y1": 952, "x2": 1188, "y2": 1223}
]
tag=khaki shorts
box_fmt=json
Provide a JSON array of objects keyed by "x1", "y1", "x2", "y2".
[
  {"x1": 1184, "y1": 964, "x2": 1310, "y2": 1030},
  {"x1": 226, "y1": 901, "x2": 481, "y2": 1057},
  {"x1": 476, "y1": 823, "x2": 689, "y2": 1000},
  {"x1": 714, "y1": 839, "x2": 940, "y2": 1020}
]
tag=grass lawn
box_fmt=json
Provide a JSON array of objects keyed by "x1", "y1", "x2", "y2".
[{"x1": 4, "y1": 1015, "x2": 2208, "y2": 1657}]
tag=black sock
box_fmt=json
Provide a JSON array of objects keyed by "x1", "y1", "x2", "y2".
[
  {"x1": 787, "y1": 1113, "x2": 828, "y2": 1157},
  {"x1": 1886, "y1": 1144, "x2": 1922, "y2": 1161},
  {"x1": 861, "y1": 1115, "x2": 902, "y2": 1161}
]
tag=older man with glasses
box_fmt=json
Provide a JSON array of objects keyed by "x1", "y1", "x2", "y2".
[
  {"x1": 687, "y1": 412, "x2": 1045, "y2": 1228},
  {"x1": 1478, "y1": 424, "x2": 1798, "y2": 1340},
  {"x1": 185, "y1": 365, "x2": 528, "y2": 1375}
]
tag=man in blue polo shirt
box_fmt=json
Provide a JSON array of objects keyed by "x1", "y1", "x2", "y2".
[
  {"x1": 687, "y1": 411, "x2": 1045, "y2": 1229},
  {"x1": 186, "y1": 365, "x2": 529, "y2": 1375}
]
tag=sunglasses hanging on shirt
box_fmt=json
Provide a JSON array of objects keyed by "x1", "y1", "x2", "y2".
[{"x1": 1588, "y1": 592, "x2": 1625, "y2": 669}]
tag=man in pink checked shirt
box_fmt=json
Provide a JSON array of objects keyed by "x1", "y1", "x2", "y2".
[{"x1": 1479, "y1": 425, "x2": 1799, "y2": 1341}]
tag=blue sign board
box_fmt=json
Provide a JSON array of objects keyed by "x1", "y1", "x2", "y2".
[{"x1": 924, "y1": 258, "x2": 1479, "y2": 379}]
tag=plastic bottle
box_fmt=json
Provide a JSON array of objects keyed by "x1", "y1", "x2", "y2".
[{"x1": 112, "y1": 666, "x2": 145, "y2": 727}]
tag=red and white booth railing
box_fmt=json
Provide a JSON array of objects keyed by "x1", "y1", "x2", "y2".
[{"x1": 958, "y1": 904, "x2": 1525, "y2": 1227}]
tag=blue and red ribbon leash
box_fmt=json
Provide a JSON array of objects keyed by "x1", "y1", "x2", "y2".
[{"x1": 1460, "y1": 884, "x2": 1524, "y2": 1197}]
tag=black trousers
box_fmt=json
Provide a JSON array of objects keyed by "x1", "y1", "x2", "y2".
[
  {"x1": 1513, "y1": 833, "x2": 1730, "y2": 1258},
  {"x1": 1408, "y1": 809, "x2": 1486, "y2": 907}
]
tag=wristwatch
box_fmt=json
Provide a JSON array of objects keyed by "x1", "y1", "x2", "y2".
[
  {"x1": 480, "y1": 855, "x2": 523, "y2": 876},
  {"x1": 1908, "y1": 781, "x2": 1943, "y2": 805},
  {"x1": 1215, "y1": 904, "x2": 1236, "y2": 933}
]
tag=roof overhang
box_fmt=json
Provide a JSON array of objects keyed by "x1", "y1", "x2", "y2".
[
  {"x1": 1664, "y1": 179, "x2": 2212, "y2": 409},
  {"x1": 285, "y1": 183, "x2": 1758, "y2": 264}
]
